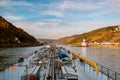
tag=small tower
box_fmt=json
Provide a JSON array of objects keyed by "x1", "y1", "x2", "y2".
[{"x1": 81, "y1": 39, "x2": 88, "y2": 47}]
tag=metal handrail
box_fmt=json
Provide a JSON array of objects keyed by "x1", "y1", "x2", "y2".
[
  {"x1": 72, "y1": 53, "x2": 99, "y2": 72},
  {"x1": 77, "y1": 57, "x2": 120, "y2": 80},
  {"x1": 97, "y1": 63, "x2": 120, "y2": 80}
]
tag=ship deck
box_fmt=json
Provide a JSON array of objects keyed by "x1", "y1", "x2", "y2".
[{"x1": 0, "y1": 46, "x2": 120, "y2": 80}]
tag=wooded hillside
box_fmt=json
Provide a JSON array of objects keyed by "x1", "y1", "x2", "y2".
[
  {"x1": 0, "y1": 16, "x2": 41, "y2": 48},
  {"x1": 54, "y1": 25, "x2": 120, "y2": 45}
]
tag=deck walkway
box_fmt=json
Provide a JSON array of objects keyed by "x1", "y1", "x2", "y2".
[
  {"x1": 75, "y1": 59, "x2": 111, "y2": 80},
  {"x1": 75, "y1": 59, "x2": 92, "y2": 80}
]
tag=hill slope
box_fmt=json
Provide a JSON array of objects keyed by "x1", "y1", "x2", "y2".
[
  {"x1": 0, "y1": 16, "x2": 40, "y2": 48},
  {"x1": 37, "y1": 38, "x2": 55, "y2": 44},
  {"x1": 54, "y1": 25, "x2": 120, "y2": 45}
]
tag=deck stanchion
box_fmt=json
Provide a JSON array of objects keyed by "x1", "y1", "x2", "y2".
[
  {"x1": 3, "y1": 71, "x2": 5, "y2": 80},
  {"x1": 89, "y1": 64, "x2": 91, "y2": 74},
  {"x1": 101, "y1": 65, "x2": 103, "y2": 80},
  {"x1": 107, "y1": 69, "x2": 110, "y2": 80},
  {"x1": 115, "y1": 72, "x2": 117, "y2": 80},
  {"x1": 84, "y1": 62, "x2": 85, "y2": 72}
]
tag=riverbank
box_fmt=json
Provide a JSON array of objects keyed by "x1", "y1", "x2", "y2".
[
  {"x1": 0, "y1": 43, "x2": 44, "y2": 51},
  {"x1": 70, "y1": 43, "x2": 120, "y2": 49},
  {"x1": 0, "y1": 48, "x2": 4, "y2": 50},
  {"x1": 89, "y1": 43, "x2": 120, "y2": 49}
]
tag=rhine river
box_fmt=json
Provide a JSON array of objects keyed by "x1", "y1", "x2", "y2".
[{"x1": 0, "y1": 45, "x2": 120, "y2": 80}]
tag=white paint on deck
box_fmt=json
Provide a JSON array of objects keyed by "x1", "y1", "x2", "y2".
[
  {"x1": 74, "y1": 59, "x2": 112, "y2": 80},
  {"x1": 75, "y1": 59, "x2": 92, "y2": 80}
]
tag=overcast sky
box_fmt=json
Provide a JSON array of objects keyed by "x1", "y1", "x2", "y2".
[{"x1": 0, "y1": 0, "x2": 120, "y2": 39}]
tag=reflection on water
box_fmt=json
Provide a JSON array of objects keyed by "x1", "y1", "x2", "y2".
[
  {"x1": 81, "y1": 47, "x2": 87, "y2": 57},
  {"x1": 0, "y1": 46, "x2": 42, "y2": 60}
]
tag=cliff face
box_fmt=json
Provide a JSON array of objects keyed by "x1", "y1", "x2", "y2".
[
  {"x1": 54, "y1": 25, "x2": 120, "y2": 45},
  {"x1": 0, "y1": 16, "x2": 40, "y2": 48}
]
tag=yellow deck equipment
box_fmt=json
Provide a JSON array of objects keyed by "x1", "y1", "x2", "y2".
[{"x1": 72, "y1": 53, "x2": 99, "y2": 72}]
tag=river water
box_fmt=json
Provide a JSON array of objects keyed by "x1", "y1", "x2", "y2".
[{"x1": 0, "y1": 45, "x2": 120, "y2": 80}]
